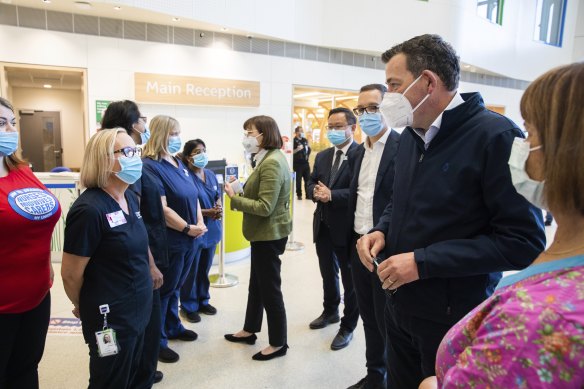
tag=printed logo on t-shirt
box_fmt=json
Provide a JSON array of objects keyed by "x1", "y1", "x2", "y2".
[{"x1": 7, "y1": 188, "x2": 59, "y2": 221}]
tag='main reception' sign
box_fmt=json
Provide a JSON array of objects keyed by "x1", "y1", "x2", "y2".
[{"x1": 135, "y1": 73, "x2": 260, "y2": 107}]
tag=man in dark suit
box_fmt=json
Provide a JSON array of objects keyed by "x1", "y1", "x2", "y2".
[
  {"x1": 346, "y1": 84, "x2": 399, "y2": 389},
  {"x1": 293, "y1": 126, "x2": 311, "y2": 200},
  {"x1": 307, "y1": 107, "x2": 359, "y2": 351}
]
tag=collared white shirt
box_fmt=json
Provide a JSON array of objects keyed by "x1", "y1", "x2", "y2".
[
  {"x1": 413, "y1": 92, "x2": 465, "y2": 150},
  {"x1": 253, "y1": 149, "x2": 269, "y2": 165},
  {"x1": 354, "y1": 129, "x2": 390, "y2": 234}
]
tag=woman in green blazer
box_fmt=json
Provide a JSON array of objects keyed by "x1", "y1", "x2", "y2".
[{"x1": 224, "y1": 115, "x2": 292, "y2": 361}]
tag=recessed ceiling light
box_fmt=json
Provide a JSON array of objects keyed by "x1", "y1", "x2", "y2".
[
  {"x1": 74, "y1": 1, "x2": 92, "y2": 10},
  {"x1": 113, "y1": 6, "x2": 121, "y2": 10},
  {"x1": 221, "y1": 27, "x2": 228, "y2": 31},
  {"x1": 42, "y1": 0, "x2": 51, "y2": 3},
  {"x1": 172, "y1": 17, "x2": 180, "y2": 22},
  {"x1": 43, "y1": 84, "x2": 52, "y2": 89}
]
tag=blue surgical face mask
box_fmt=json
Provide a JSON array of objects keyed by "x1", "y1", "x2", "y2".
[
  {"x1": 140, "y1": 125, "x2": 150, "y2": 144},
  {"x1": 115, "y1": 155, "x2": 143, "y2": 184},
  {"x1": 133, "y1": 123, "x2": 150, "y2": 145},
  {"x1": 192, "y1": 152, "x2": 208, "y2": 168},
  {"x1": 0, "y1": 131, "x2": 19, "y2": 157},
  {"x1": 168, "y1": 136, "x2": 182, "y2": 154},
  {"x1": 327, "y1": 129, "x2": 348, "y2": 146},
  {"x1": 359, "y1": 112, "x2": 384, "y2": 137}
]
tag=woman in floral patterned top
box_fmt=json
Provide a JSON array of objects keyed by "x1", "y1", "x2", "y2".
[{"x1": 420, "y1": 63, "x2": 584, "y2": 388}]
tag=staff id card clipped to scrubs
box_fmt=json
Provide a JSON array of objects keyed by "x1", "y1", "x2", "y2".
[{"x1": 95, "y1": 304, "x2": 119, "y2": 357}]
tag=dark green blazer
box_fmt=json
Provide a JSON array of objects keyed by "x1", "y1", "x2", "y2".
[{"x1": 231, "y1": 149, "x2": 292, "y2": 242}]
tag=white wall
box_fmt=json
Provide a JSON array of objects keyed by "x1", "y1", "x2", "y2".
[
  {"x1": 573, "y1": 0, "x2": 584, "y2": 60},
  {"x1": 0, "y1": 25, "x2": 532, "y2": 167},
  {"x1": 11, "y1": 87, "x2": 85, "y2": 169},
  {"x1": 100, "y1": 0, "x2": 581, "y2": 81}
]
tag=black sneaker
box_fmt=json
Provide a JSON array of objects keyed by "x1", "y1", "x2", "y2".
[
  {"x1": 181, "y1": 309, "x2": 201, "y2": 323},
  {"x1": 158, "y1": 347, "x2": 179, "y2": 363},
  {"x1": 168, "y1": 329, "x2": 198, "y2": 341},
  {"x1": 199, "y1": 304, "x2": 217, "y2": 315}
]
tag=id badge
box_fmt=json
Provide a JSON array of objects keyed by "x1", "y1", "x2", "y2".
[{"x1": 95, "y1": 328, "x2": 119, "y2": 357}]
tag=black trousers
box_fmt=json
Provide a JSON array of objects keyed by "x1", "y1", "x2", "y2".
[
  {"x1": 87, "y1": 328, "x2": 146, "y2": 389},
  {"x1": 243, "y1": 237, "x2": 288, "y2": 346},
  {"x1": 385, "y1": 295, "x2": 455, "y2": 389},
  {"x1": 134, "y1": 289, "x2": 161, "y2": 389},
  {"x1": 350, "y1": 233, "x2": 387, "y2": 387},
  {"x1": 293, "y1": 163, "x2": 311, "y2": 198},
  {"x1": 315, "y1": 224, "x2": 359, "y2": 332},
  {"x1": 0, "y1": 292, "x2": 50, "y2": 389}
]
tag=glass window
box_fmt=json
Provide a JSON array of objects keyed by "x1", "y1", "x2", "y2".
[
  {"x1": 534, "y1": 0, "x2": 567, "y2": 47},
  {"x1": 477, "y1": 0, "x2": 504, "y2": 25}
]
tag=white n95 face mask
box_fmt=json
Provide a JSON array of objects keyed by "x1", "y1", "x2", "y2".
[
  {"x1": 508, "y1": 137, "x2": 546, "y2": 210},
  {"x1": 379, "y1": 74, "x2": 430, "y2": 128}
]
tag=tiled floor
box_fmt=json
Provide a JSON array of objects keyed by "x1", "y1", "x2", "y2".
[
  {"x1": 40, "y1": 198, "x2": 368, "y2": 389},
  {"x1": 39, "y1": 198, "x2": 555, "y2": 388}
]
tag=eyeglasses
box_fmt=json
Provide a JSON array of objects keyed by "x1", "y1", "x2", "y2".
[
  {"x1": 114, "y1": 146, "x2": 142, "y2": 158},
  {"x1": 325, "y1": 125, "x2": 349, "y2": 131},
  {"x1": 352, "y1": 106, "x2": 380, "y2": 116}
]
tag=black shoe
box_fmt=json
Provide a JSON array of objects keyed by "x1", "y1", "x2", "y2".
[
  {"x1": 252, "y1": 344, "x2": 289, "y2": 361},
  {"x1": 158, "y1": 347, "x2": 179, "y2": 363},
  {"x1": 180, "y1": 309, "x2": 201, "y2": 323},
  {"x1": 331, "y1": 328, "x2": 353, "y2": 350},
  {"x1": 297, "y1": 196, "x2": 302, "y2": 200},
  {"x1": 224, "y1": 333, "x2": 257, "y2": 345},
  {"x1": 199, "y1": 304, "x2": 217, "y2": 315},
  {"x1": 309, "y1": 312, "x2": 340, "y2": 329},
  {"x1": 347, "y1": 377, "x2": 367, "y2": 389},
  {"x1": 544, "y1": 220, "x2": 552, "y2": 226},
  {"x1": 168, "y1": 329, "x2": 198, "y2": 341},
  {"x1": 153, "y1": 371, "x2": 163, "y2": 384}
]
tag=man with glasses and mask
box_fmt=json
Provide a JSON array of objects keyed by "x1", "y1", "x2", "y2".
[
  {"x1": 307, "y1": 108, "x2": 359, "y2": 351},
  {"x1": 346, "y1": 84, "x2": 400, "y2": 389},
  {"x1": 356, "y1": 34, "x2": 546, "y2": 389}
]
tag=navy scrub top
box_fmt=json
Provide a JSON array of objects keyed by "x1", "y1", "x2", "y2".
[
  {"x1": 192, "y1": 168, "x2": 222, "y2": 249},
  {"x1": 64, "y1": 188, "x2": 152, "y2": 343},
  {"x1": 142, "y1": 157, "x2": 200, "y2": 245}
]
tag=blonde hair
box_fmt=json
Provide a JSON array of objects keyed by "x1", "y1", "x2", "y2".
[
  {"x1": 520, "y1": 62, "x2": 584, "y2": 215},
  {"x1": 0, "y1": 97, "x2": 26, "y2": 171},
  {"x1": 142, "y1": 115, "x2": 179, "y2": 160},
  {"x1": 80, "y1": 128, "x2": 125, "y2": 188}
]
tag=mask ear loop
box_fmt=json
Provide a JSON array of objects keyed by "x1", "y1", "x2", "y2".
[{"x1": 403, "y1": 73, "x2": 431, "y2": 113}]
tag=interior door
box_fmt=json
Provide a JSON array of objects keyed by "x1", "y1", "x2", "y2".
[{"x1": 19, "y1": 110, "x2": 63, "y2": 172}]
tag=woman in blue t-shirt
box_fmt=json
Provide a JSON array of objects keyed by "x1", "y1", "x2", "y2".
[
  {"x1": 179, "y1": 139, "x2": 223, "y2": 323},
  {"x1": 142, "y1": 115, "x2": 207, "y2": 363}
]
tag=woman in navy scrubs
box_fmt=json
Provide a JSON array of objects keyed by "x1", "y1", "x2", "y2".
[
  {"x1": 61, "y1": 129, "x2": 152, "y2": 388},
  {"x1": 179, "y1": 139, "x2": 222, "y2": 323},
  {"x1": 142, "y1": 115, "x2": 207, "y2": 363},
  {"x1": 100, "y1": 100, "x2": 166, "y2": 386}
]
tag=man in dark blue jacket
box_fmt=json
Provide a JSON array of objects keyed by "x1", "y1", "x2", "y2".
[
  {"x1": 356, "y1": 34, "x2": 546, "y2": 389},
  {"x1": 308, "y1": 107, "x2": 359, "y2": 351},
  {"x1": 346, "y1": 84, "x2": 400, "y2": 389}
]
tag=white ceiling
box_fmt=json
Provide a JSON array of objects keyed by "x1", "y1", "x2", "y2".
[{"x1": 5, "y1": 66, "x2": 83, "y2": 90}]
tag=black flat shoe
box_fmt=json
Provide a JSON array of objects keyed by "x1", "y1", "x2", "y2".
[
  {"x1": 153, "y1": 371, "x2": 163, "y2": 384},
  {"x1": 224, "y1": 333, "x2": 257, "y2": 345},
  {"x1": 252, "y1": 344, "x2": 289, "y2": 361}
]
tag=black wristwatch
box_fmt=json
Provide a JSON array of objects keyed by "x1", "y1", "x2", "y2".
[{"x1": 182, "y1": 224, "x2": 190, "y2": 235}]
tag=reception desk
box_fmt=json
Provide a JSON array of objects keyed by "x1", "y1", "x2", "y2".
[{"x1": 35, "y1": 172, "x2": 250, "y2": 264}]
